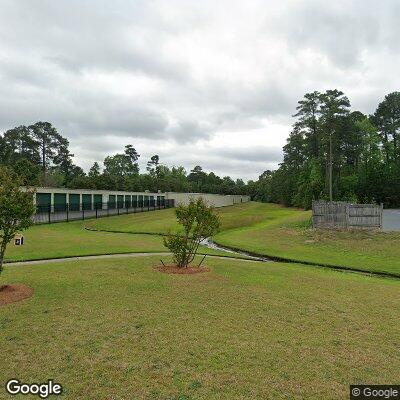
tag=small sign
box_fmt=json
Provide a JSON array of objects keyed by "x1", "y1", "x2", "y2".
[{"x1": 14, "y1": 234, "x2": 24, "y2": 246}]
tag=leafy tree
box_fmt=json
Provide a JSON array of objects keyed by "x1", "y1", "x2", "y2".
[
  {"x1": 104, "y1": 154, "x2": 134, "y2": 177},
  {"x1": 373, "y1": 91, "x2": 400, "y2": 163},
  {"x1": 0, "y1": 122, "x2": 251, "y2": 197},
  {"x1": 293, "y1": 91, "x2": 321, "y2": 157},
  {"x1": 13, "y1": 159, "x2": 41, "y2": 186},
  {"x1": 0, "y1": 167, "x2": 35, "y2": 273},
  {"x1": 88, "y1": 162, "x2": 101, "y2": 178},
  {"x1": 125, "y1": 145, "x2": 140, "y2": 161},
  {"x1": 146, "y1": 155, "x2": 160, "y2": 176},
  {"x1": 188, "y1": 165, "x2": 207, "y2": 190},
  {"x1": 319, "y1": 90, "x2": 351, "y2": 200},
  {"x1": 124, "y1": 145, "x2": 140, "y2": 175},
  {"x1": 356, "y1": 117, "x2": 382, "y2": 177},
  {"x1": 163, "y1": 198, "x2": 220, "y2": 268},
  {"x1": 52, "y1": 140, "x2": 77, "y2": 185},
  {"x1": 0, "y1": 126, "x2": 40, "y2": 166},
  {"x1": 292, "y1": 158, "x2": 324, "y2": 209},
  {"x1": 29, "y1": 121, "x2": 65, "y2": 173}
]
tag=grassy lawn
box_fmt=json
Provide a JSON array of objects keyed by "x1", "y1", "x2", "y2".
[
  {"x1": 4, "y1": 203, "x2": 284, "y2": 263},
  {"x1": 1, "y1": 256, "x2": 399, "y2": 399},
  {"x1": 213, "y1": 206, "x2": 400, "y2": 276},
  {"x1": 85, "y1": 202, "x2": 290, "y2": 234},
  {"x1": 87, "y1": 202, "x2": 400, "y2": 276},
  {"x1": 4, "y1": 220, "x2": 230, "y2": 263},
  {"x1": 5, "y1": 202, "x2": 400, "y2": 276}
]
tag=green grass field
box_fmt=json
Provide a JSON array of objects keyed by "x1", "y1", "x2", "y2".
[
  {"x1": 84, "y1": 202, "x2": 282, "y2": 234},
  {"x1": 3, "y1": 220, "x2": 233, "y2": 263},
  {"x1": 5, "y1": 202, "x2": 286, "y2": 263},
  {"x1": 213, "y1": 204, "x2": 400, "y2": 276},
  {"x1": 7, "y1": 202, "x2": 400, "y2": 276},
  {"x1": 1, "y1": 256, "x2": 399, "y2": 399},
  {"x1": 87, "y1": 202, "x2": 400, "y2": 276}
]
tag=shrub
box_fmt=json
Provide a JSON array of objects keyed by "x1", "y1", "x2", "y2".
[{"x1": 163, "y1": 198, "x2": 220, "y2": 268}]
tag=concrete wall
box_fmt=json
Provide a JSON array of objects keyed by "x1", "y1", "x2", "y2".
[{"x1": 165, "y1": 192, "x2": 250, "y2": 208}]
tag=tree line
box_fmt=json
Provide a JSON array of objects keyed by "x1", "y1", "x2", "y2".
[
  {"x1": 3, "y1": 90, "x2": 398, "y2": 207},
  {"x1": 248, "y1": 90, "x2": 400, "y2": 208},
  {"x1": 0, "y1": 122, "x2": 247, "y2": 195}
]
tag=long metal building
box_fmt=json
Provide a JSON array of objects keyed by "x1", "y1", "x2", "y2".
[{"x1": 32, "y1": 187, "x2": 249, "y2": 210}]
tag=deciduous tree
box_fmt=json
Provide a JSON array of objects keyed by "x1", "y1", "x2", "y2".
[
  {"x1": 163, "y1": 198, "x2": 220, "y2": 268},
  {"x1": 0, "y1": 167, "x2": 35, "y2": 273}
]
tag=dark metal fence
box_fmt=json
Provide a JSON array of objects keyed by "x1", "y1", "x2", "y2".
[{"x1": 34, "y1": 199, "x2": 175, "y2": 224}]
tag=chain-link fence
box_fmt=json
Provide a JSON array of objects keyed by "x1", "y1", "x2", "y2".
[{"x1": 34, "y1": 198, "x2": 175, "y2": 224}]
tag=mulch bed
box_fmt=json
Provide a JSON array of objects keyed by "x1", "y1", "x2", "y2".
[
  {"x1": 0, "y1": 284, "x2": 34, "y2": 306},
  {"x1": 155, "y1": 265, "x2": 209, "y2": 274}
]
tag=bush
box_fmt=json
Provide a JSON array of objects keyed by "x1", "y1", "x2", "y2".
[{"x1": 163, "y1": 198, "x2": 220, "y2": 268}]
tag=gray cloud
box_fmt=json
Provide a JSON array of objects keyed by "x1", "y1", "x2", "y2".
[
  {"x1": 216, "y1": 147, "x2": 282, "y2": 163},
  {"x1": 0, "y1": 0, "x2": 400, "y2": 180}
]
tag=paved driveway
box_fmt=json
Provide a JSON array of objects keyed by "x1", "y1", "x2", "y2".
[{"x1": 382, "y1": 209, "x2": 400, "y2": 231}]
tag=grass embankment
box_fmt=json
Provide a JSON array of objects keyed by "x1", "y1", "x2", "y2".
[
  {"x1": 85, "y1": 202, "x2": 277, "y2": 234},
  {"x1": 213, "y1": 204, "x2": 400, "y2": 276},
  {"x1": 88, "y1": 202, "x2": 400, "y2": 276},
  {"x1": 6, "y1": 202, "x2": 400, "y2": 275},
  {"x1": 3, "y1": 220, "x2": 229, "y2": 263},
  {"x1": 4, "y1": 203, "x2": 274, "y2": 262},
  {"x1": 1, "y1": 256, "x2": 399, "y2": 399}
]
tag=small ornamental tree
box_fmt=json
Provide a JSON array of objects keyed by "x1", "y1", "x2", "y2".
[
  {"x1": 0, "y1": 167, "x2": 36, "y2": 274},
  {"x1": 164, "y1": 198, "x2": 220, "y2": 268}
]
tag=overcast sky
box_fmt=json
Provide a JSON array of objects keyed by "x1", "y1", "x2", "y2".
[{"x1": 1, "y1": 0, "x2": 399, "y2": 181}]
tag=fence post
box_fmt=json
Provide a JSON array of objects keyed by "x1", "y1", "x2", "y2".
[
  {"x1": 66, "y1": 204, "x2": 69, "y2": 222},
  {"x1": 311, "y1": 200, "x2": 315, "y2": 228},
  {"x1": 48, "y1": 205, "x2": 51, "y2": 224},
  {"x1": 380, "y1": 203, "x2": 384, "y2": 229},
  {"x1": 82, "y1": 206, "x2": 85, "y2": 220},
  {"x1": 95, "y1": 204, "x2": 98, "y2": 219}
]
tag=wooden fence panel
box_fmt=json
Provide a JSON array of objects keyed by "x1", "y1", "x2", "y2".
[{"x1": 312, "y1": 201, "x2": 382, "y2": 230}]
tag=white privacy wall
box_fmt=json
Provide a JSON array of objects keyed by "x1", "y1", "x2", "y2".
[{"x1": 166, "y1": 192, "x2": 250, "y2": 207}]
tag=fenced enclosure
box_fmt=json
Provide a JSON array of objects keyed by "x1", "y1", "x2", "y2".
[
  {"x1": 34, "y1": 198, "x2": 175, "y2": 224},
  {"x1": 312, "y1": 201, "x2": 383, "y2": 230}
]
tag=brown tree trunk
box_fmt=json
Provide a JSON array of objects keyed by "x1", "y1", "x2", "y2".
[{"x1": 0, "y1": 242, "x2": 7, "y2": 274}]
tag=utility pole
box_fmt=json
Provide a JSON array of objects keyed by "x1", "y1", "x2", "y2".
[{"x1": 329, "y1": 132, "x2": 333, "y2": 201}]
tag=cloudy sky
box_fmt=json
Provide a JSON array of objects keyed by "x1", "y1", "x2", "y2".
[{"x1": 1, "y1": 0, "x2": 399, "y2": 180}]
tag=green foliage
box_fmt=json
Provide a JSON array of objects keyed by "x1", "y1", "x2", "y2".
[
  {"x1": 293, "y1": 158, "x2": 324, "y2": 209},
  {"x1": 0, "y1": 121, "x2": 83, "y2": 186},
  {"x1": 163, "y1": 198, "x2": 220, "y2": 267},
  {"x1": 373, "y1": 91, "x2": 400, "y2": 162},
  {"x1": 252, "y1": 90, "x2": 400, "y2": 208},
  {"x1": 1, "y1": 121, "x2": 248, "y2": 196},
  {"x1": 0, "y1": 167, "x2": 35, "y2": 272}
]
